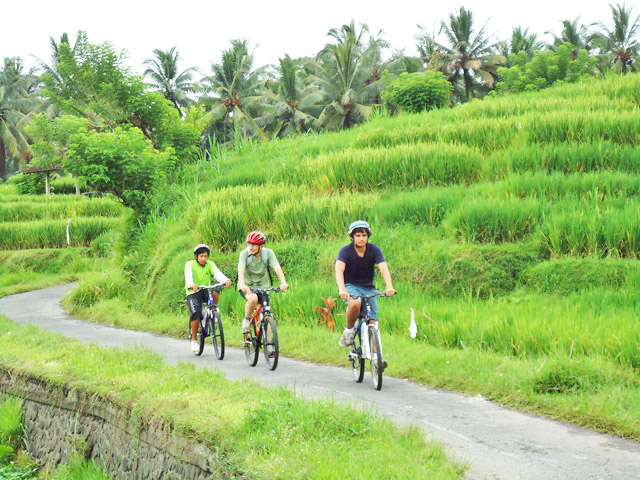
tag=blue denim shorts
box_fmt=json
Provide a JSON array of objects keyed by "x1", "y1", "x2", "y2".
[{"x1": 343, "y1": 283, "x2": 378, "y2": 319}]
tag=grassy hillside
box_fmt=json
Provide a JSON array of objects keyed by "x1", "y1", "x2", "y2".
[
  {"x1": 65, "y1": 74, "x2": 640, "y2": 438},
  {"x1": 0, "y1": 184, "x2": 127, "y2": 296}
]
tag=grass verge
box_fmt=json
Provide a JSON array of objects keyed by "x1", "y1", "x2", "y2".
[{"x1": 0, "y1": 315, "x2": 464, "y2": 479}]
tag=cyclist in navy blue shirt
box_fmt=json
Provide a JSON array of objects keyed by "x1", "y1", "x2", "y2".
[{"x1": 335, "y1": 220, "x2": 395, "y2": 351}]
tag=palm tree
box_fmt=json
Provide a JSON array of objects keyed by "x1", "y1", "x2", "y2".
[
  {"x1": 545, "y1": 18, "x2": 597, "y2": 55},
  {"x1": 499, "y1": 26, "x2": 542, "y2": 58},
  {"x1": 200, "y1": 39, "x2": 268, "y2": 141},
  {"x1": 142, "y1": 47, "x2": 198, "y2": 115},
  {"x1": 0, "y1": 58, "x2": 40, "y2": 179},
  {"x1": 31, "y1": 32, "x2": 86, "y2": 83},
  {"x1": 594, "y1": 3, "x2": 640, "y2": 73},
  {"x1": 431, "y1": 7, "x2": 505, "y2": 102},
  {"x1": 306, "y1": 20, "x2": 387, "y2": 130},
  {"x1": 259, "y1": 55, "x2": 322, "y2": 137}
]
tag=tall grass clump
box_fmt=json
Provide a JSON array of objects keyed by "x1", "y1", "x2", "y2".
[
  {"x1": 376, "y1": 187, "x2": 464, "y2": 226},
  {"x1": 0, "y1": 198, "x2": 124, "y2": 222},
  {"x1": 494, "y1": 171, "x2": 640, "y2": 200},
  {"x1": 354, "y1": 117, "x2": 519, "y2": 151},
  {"x1": 539, "y1": 202, "x2": 640, "y2": 258},
  {"x1": 525, "y1": 111, "x2": 640, "y2": 145},
  {"x1": 522, "y1": 257, "x2": 638, "y2": 293},
  {"x1": 0, "y1": 217, "x2": 124, "y2": 249},
  {"x1": 272, "y1": 193, "x2": 373, "y2": 239},
  {"x1": 0, "y1": 396, "x2": 22, "y2": 453},
  {"x1": 445, "y1": 199, "x2": 542, "y2": 243},
  {"x1": 310, "y1": 143, "x2": 484, "y2": 191},
  {"x1": 499, "y1": 141, "x2": 640, "y2": 174}
]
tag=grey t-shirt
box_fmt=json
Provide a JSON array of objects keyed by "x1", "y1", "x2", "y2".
[{"x1": 238, "y1": 247, "x2": 280, "y2": 288}]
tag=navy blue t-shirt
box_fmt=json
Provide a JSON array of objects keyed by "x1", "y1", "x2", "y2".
[{"x1": 336, "y1": 243, "x2": 385, "y2": 289}]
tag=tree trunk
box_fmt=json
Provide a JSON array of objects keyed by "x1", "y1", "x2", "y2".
[{"x1": 0, "y1": 143, "x2": 6, "y2": 181}]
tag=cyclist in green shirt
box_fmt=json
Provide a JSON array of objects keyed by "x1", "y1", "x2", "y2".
[
  {"x1": 238, "y1": 231, "x2": 289, "y2": 333},
  {"x1": 185, "y1": 244, "x2": 232, "y2": 353}
]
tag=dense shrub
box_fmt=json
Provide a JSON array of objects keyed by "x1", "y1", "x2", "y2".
[{"x1": 382, "y1": 71, "x2": 452, "y2": 113}]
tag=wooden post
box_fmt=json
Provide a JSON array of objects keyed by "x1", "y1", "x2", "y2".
[{"x1": 45, "y1": 172, "x2": 51, "y2": 195}]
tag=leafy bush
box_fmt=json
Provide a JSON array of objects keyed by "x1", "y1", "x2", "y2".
[
  {"x1": 496, "y1": 43, "x2": 598, "y2": 94},
  {"x1": 65, "y1": 127, "x2": 172, "y2": 212},
  {"x1": 382, "y1": 71, "x2": 452, "y2": 113}
]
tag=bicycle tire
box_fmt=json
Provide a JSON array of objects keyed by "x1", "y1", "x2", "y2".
[
  {"x1": 211, "y1": 311, "x2": 225, "y2": 360},
  {"x1": 195, "y1": 316, "x2": 206, "y2": 356},
  {"x1": 351, "y1": 328, "x2": 365, "y2": 383},
  {"x1": 369, "y1": 325, "x2": 383, "y2": 390},
  {"x1": 244, "y1": 322, "x2": 260, "y2": 367},
  {"x1": 262, "y1": 315, "x2": 279, "y2": 371}
]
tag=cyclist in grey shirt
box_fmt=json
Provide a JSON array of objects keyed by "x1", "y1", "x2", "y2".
[{"x1": 238, "y1": 231, "x2": 289, "y2": 333}]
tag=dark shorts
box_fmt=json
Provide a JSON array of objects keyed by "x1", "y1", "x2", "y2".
[
  {"x1": 187, "y1": 290, "x2": 208, "y2": 323},
  {"x1": 238, "y1": 289, "x2": 266, "y2": 304}
]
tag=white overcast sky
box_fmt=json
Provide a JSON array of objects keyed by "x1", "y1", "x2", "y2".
[{"x1": 1, "y1": 1, "x2": 627, "y2": 76}]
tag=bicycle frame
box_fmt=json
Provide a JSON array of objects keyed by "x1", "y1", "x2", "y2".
[
  {"x1": 198, "y1": 284, "x2": 225, "y2": 336},
  {"x1": 248, "y1": 287, "x2": 279, "y2": 333},
  {"x1": 351, "y1": 295, "x2": 383, "y2": 361}
]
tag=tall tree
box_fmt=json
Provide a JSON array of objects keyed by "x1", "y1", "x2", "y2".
[
  {"x1": 200, "y1": 39, "x2": 268, "y2": 141},
  {"x1": 431, "y1": 7, "x2": 505, "y2": 102},
  {"x1": 594, "y1": 3, "x2": 640, "y2": 73},
  {"x1": 306, "y1": 20, "x2": 387, "y2": 130},
  {"x1": 499, "y1": 27, "x2": 542, "y2": 58},
  {"x1": 545, "y1": 18, "x2": 597, "y2": 55},
  {"x1": 259, "y1": 55, "x2": 322, "y2": 137},
  {"x1": 142, "y1": 47, "x2": 198, "y2": 115},
  {"x1": 0, "y1": 58, "x2": 40, "y2": 179}
]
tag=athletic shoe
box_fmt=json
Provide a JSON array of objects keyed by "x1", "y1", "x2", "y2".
[
  {"x1": 242, "y1": 318, "x2": 251, "y2": 334},
  {"x1": 191, "y1": 340, "x2": 199, "y2": 352},
  {"x1": 338, "y1": 329, "x2": 354, "y2": 347}
]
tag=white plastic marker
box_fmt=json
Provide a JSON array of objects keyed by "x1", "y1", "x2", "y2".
[
  {"x1": 409, "y1": 308, "x2": 417, "y2": 339},
  {"x1": 66, "y1": 219, "x2": 71, "y2": 246}
]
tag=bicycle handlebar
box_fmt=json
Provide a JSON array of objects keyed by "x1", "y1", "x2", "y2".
[
  {"x1": 250, "y1": 286, "x2": 282, "y2": 294},
  {"x1": 349, "y1": 291, "x2": 397, "y2": 300},
  {"x1": 197, "y1": 282, "x2": 228, "y2": 291}
]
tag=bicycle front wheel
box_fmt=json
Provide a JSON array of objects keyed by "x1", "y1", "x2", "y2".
[
  {"x1": 244, "y1": 323, "x2": 260, "y2": 367},
  {"x1": 211, "y1": 311, "x2": 225, "y2": 360},
  {"x1": 369, "y1": 326, "x2": 383, "y2": 390},
  {"x1": 262, "y1": 315, "x2": 279, "y2": 371},
  {"x1": 351, "y1": 330, "x2": 365, "y2": 383}
]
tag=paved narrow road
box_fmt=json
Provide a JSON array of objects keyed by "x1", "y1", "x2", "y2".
[{"x1": 1, "y1": 284, "x2": 639, "y2": 480}]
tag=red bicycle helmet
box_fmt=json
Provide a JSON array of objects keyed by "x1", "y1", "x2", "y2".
[{"x1": 247, "y1": 231, "x2": 266, "y2": 245}]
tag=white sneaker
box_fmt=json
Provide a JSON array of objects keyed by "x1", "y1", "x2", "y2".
[
  {"x1": 242, "y1": 318, "x2": 251, "y2": 334},
  {"x1": 339, "y1": 329, "x2": 354, "y2": 347},
  {"x1": 191, "y1": 340, "x2": 199, "y2": 353}
]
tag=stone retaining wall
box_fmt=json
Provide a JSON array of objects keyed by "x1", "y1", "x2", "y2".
[{"x1": 0, "y1": 367, "x2": 227, "y2": 479}]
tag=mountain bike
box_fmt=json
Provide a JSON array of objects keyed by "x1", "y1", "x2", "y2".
[
  {"x1": 347, "y1": 292, "x2": 394, "y2": 390},
  {"x1": 194, "y1": 283, "x2": 226, "y2": 359},
  {"x1": 243, "y1": 287, "x2": 281, "y2": 370}
]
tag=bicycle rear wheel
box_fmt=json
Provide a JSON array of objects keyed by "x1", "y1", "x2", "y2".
[
  {"x1": 351, "y1": 330, "x2": 365, "y2": 383},
  {"x1": 244, "y1": 320, "x2": 260, "y2": 366},
  {"x1": 211, "y1": 311, "x2": 225, "y2": 360},
  {"x1": 369, "y1": 326, "x2": 383, "y2": 390},
  {"x1": 262, "y1": 315, "x2": 279, "y2": 371},
  {"x1": 195, "y1": 316, "x2": 206, "y2": 356}
]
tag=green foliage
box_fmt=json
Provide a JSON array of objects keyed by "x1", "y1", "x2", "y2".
[
  {"x1": 522, "y1": 258, "x2": 637, "y2": 293},
  {"x1": 25, "y1": 115, "x2": 89, "y2": 169},
  {"x1": 496, "y1": 43, "x2": 599, "y2": 94},
  {"x1": 0, "y1": 396, "x2": 22, "y2": 452},
  {"x1": 65, "y1": 127, "x2": 170, "y2": 211},
  {"x1": 382, "y1": 71, "x2": 451, "y2": 113},
  {"x1": 8, "y1": 173, "x2": 47, "y2": 195}
]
